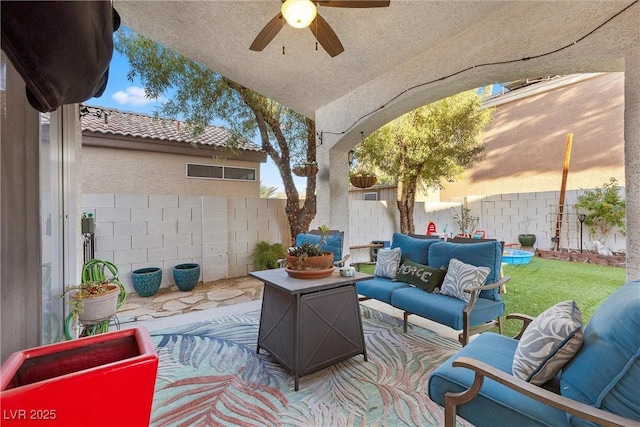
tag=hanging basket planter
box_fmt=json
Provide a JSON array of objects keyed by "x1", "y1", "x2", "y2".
[
  {"x1": 293, "y1": 163, "x2": 318, "y2": 177},
  {"x1": 350, "y1": 175, "x2": 377, "y2": 188}
]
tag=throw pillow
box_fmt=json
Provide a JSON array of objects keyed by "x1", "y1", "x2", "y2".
[
  {"x1": 395, "y1": 259, "x2": 446, "y2": 293},
  {"x1": 374, "y1": 247, "x2": 402, "y2": 279},
  {"x1": 440, "y1": 258, "x2": 490, "y2": 303},
  {"x1": 512, "y1": 300, "x2": 584, "y2": 385}
]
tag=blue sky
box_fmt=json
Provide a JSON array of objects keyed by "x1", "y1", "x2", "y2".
[{"x1": 86, "y1": 50, "x2": 302, "y2": 193}]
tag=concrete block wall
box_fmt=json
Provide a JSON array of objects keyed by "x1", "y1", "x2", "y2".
[
  {"x1": 83, "y1": 188, "x2": 626, "y2": 290},
  {"x1": 82, "y1": 194, "x2": 288, "y2": 293}
]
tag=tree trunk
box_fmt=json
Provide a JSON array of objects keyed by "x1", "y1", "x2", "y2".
[{"x1": 396, "y1": 176, "x2": 418, "y2": 234}]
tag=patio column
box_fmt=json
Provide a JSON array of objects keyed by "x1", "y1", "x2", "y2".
[
  {"x1": 315, "y1": 135, "x2": 352, "y2": 248},
  {"x1": 625, "y1": 51, "x2": 640, "y2": 282}
]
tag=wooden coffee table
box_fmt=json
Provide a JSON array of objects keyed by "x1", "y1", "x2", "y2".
[{"x1": 250, "y1": 268, "x2": 373, "y2": 391}]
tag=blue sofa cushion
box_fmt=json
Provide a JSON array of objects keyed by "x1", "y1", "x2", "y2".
[
  {"x1": 428, "y1": 241, "x2": 503, "y2": 301},
  {"x1": 390, "y1": 286, "x2": 504, "y2": 330},
  {"x1": 560, "y1": 281, "x2": 640, "y2": 426},
  {"x1": 295, "y1": 233, "x2": 342, "y2": 263},
  {"x1": 390, "y1": 232, "x2": 439, "y2": 265},
  {"x1": 428, "y1": 333, "x2": 570, "y2": 426},
  {"x1": 356, "y1": 276, "x2": 410, "y2": 304}
]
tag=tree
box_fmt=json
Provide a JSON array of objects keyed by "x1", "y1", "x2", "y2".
[
  {"x1": 116, "y1": 31, "x2": 316, "y2": 242},
  {"x1": 354, "y1": 90, "x2": 494, "y2": 234}
]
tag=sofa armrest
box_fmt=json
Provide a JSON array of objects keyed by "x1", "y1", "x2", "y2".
[
  {"x1": 464, "y1": 275, "x2": 511, "y2": 295},
  {"x1": 506, "y1": 312, "x2": 535, "y2": 339},
  {"x1": 443, "y1": 356, "x2": 635, "y2": 427}
]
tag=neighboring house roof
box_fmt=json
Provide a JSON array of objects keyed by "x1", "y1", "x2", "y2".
[{"x1": 80, "y1": 105, "x2": 265, "y2": 161}]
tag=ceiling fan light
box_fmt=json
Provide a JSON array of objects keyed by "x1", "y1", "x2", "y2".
[{"x1": 281, "y1": 0, "x2": 317, "y2": 29}]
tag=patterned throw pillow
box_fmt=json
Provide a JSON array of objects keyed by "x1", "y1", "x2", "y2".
[
  {"x1": 512, "y1": 300, "x2": 584, "y2": 385},
  {"x1": 440, "y1": 258, "x2": 490, "y2": 302},
  {"x1": 374, "y1": 248, "x2": 402, "y2": 279},
  {"x1": 395, "y1": 259, "x2": 446, "y2": 293}
]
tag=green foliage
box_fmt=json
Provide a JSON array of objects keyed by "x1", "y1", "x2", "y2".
[
  {"x1": 116, "y1": 30, "x2": 318, "y2": 240},
  {"x1": 354, "y1": 90, "x2": 493, "y2": 233},
  {"x1": 260, "y1": 185, "x2": 279, "y2": 198},
  {"x1": 251, "y1": 241, "x2": 287, "y2": 270},
  {"x1": 287, "y1": 225, "x2": 330, "y2": 259},
  {"x1": 575, "y1": 178, "x2": 626, "y2": 243},
  {"x1": 452, "y1": 206, "x2": 479, "y2": 235},
  {"x1": 355, "y1": 90, "x2": 493, "y2": 189}
]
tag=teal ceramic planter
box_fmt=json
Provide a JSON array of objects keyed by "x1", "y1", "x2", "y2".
[
  {"x1": 131, "y1": 267, "x2": 162, "y2": 297},
  {"x1": 173, "y1": 263, "x2": 200, "y2": 291}
]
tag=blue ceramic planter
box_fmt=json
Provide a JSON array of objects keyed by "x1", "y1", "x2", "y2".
[
  {"x1": 173, "y1": 263, "x2": 200, "y2": 291},
  {"x1": 131, "y1": 267, "x2": 162, "y2": 297}
]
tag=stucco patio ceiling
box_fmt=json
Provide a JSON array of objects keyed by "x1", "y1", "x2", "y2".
[{"x1": 113, "y1": 1, "x2": 636, "y2": 120}]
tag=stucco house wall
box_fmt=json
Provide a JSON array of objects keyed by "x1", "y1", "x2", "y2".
[
  {"x1": 81, "y1": 106, "x2": 267, "y2": 198},
  {"x1": 441, "y1": 73, "x2": 625, "y2": 200},
  {"x1": 83, "y1": 147, "x2": 262, "y2": 197}
]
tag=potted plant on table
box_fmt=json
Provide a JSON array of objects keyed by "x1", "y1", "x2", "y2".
[{"x1": 285, "y1": 225, "x2": 335, "y2": 279}]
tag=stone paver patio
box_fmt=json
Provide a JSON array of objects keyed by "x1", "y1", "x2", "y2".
[{"x1": 117, "y1": 276, "x2": 264, "y2": 324}]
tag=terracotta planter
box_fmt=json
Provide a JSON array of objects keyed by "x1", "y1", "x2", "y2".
[
  {"x1": 70, "y1": 284, "x2": 120, "y2": 323},
  {"x1": 350, "y1": 175, "x2": 377, "y2": 188},
  {"x1": 286, "y1": 252, "x2": 334, "y2": 272},
  {"x1": 293, "y1": 164, "x2": 318, "y2": 177}
]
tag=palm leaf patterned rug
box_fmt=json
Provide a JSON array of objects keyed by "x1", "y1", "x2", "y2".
[{"x1": 149, "y1": 305, "x2": 468, "y2": 426}]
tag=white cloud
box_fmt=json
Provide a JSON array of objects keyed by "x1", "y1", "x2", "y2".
[{"x1": 111, "y1": 86, "x2": 165, "y2": 106}]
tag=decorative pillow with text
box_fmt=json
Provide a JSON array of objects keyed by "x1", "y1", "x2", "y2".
[{"x1": 395, "y1": 259, "x2": 446, "y2": 293}]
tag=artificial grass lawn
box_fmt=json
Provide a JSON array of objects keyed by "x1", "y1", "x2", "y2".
[
  {"x1": 501, "y1": 257, "x2": 626, "y2": 337},
  {"x1": 358, "y1": 257, "x2": 627, "y2": 338}
]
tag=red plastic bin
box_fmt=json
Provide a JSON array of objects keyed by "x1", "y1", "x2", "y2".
[{"x1": 1, "y1": 327, "x2": 158, "y2": 426}]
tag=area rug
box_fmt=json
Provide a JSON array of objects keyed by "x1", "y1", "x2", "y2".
[{"x1": 149, "y1": 305, "x2": 466, "y2": 426}]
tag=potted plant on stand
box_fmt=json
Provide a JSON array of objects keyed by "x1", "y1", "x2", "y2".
[
  {"x1": 518, "y1": 216, "x2": 537, "y2": 249},
  {"x1": 285, "y1": 225, "x2": 335, "y2": 279},
  {"x1": 62, "y1": 259, "x2": 126, "y2": 339}
]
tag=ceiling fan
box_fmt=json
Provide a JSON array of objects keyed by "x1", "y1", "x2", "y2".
[{"x1": 250, "y1": 0, "x2": 391, "y2": 57}]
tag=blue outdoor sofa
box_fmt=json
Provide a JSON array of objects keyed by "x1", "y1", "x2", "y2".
[
  {"x1": 428, "y1": 280, "x2": 640, "y2": 427},
  {"x1": 356, "y1": 232, "x2": 510, "y2": 346}
]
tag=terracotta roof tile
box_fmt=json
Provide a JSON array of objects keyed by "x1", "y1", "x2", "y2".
[{"x1": 80, "y1": 105, "x2": 262, "y2": 152}]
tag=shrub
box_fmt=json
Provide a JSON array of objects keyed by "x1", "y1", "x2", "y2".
[
  {"x1": 251, "y1": 241, "x2": 287, "y2": 270},
  {"x1": 575, "y1": 177, "x2": 626, "y2": 245}
]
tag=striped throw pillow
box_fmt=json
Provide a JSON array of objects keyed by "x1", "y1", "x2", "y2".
[
  {"x1": 440, "y1": 258, "x2": 490, "y2": 302},
  {"x1": 374, "y1": 248, "x2": 402, "y2": 279},
  {"x1": 512, "y1": 300, "x2": 583, "y2": 385}
]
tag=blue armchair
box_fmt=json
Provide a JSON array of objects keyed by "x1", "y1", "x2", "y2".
[{"x1": 428, "y1": 280, "x2": 640, "y2": 426}]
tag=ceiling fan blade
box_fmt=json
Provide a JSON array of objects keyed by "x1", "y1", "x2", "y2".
[
  {"x1": 249, "y1": 13, "x2": 284, "y2": 51},
  {"x1": 318, "y1": 1, "x2": 390, "y2": 8},
  {"x1": 310, "y1": 14, "x2": 344, "y2": 57}
]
